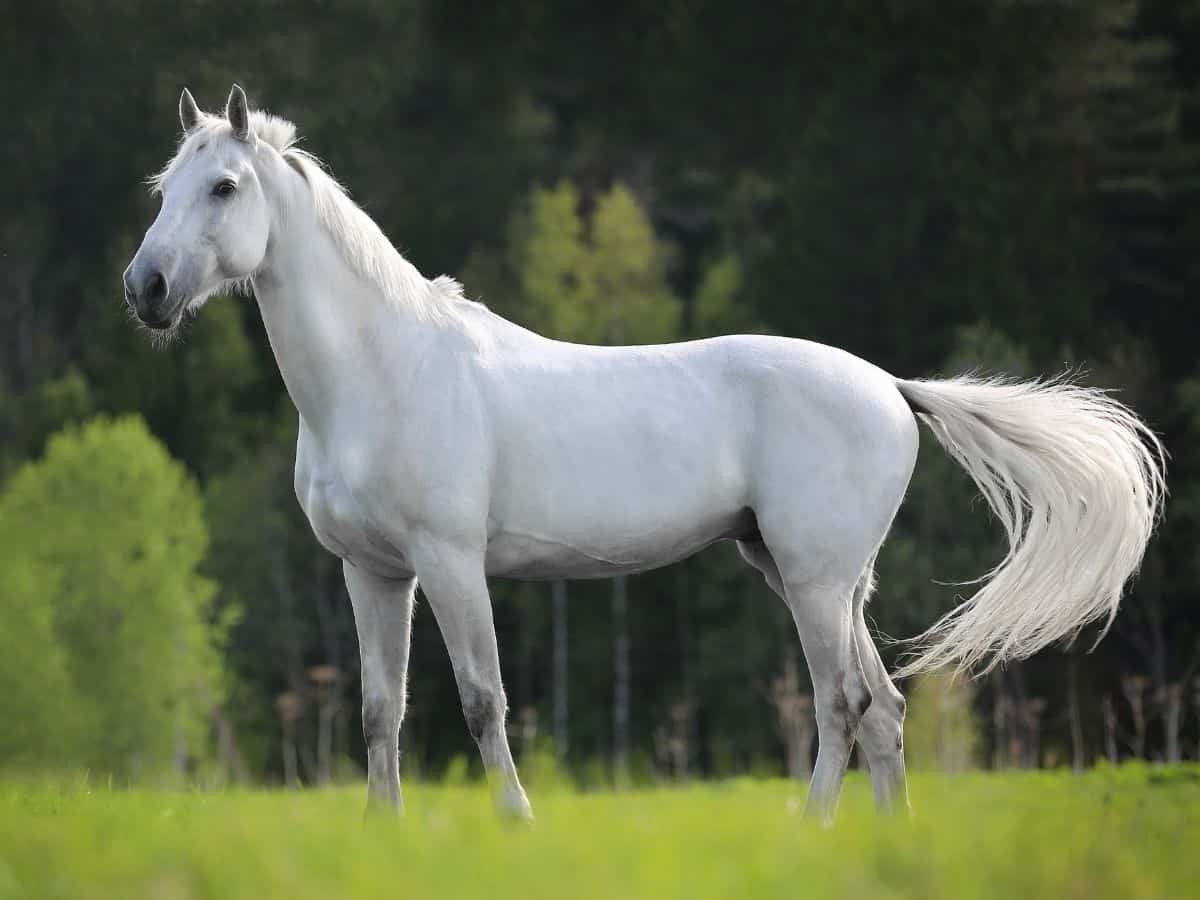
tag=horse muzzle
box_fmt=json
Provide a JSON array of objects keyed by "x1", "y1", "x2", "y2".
[{"x1": 123, "y1": 268, "x2": 180, "y2": 330}]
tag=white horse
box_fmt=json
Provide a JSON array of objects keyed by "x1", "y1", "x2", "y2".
[{"x1": 125, "y1": 85, "x2": 1164, "y2": 823}]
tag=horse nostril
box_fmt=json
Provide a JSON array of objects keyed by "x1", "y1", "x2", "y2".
[{"x1": 144, "y1": 272, "x2": 169, "y2": 305}]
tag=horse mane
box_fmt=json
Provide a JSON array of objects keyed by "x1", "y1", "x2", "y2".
[{"x1": 149, "y1": 109, "x2": 478, "y2": 331}]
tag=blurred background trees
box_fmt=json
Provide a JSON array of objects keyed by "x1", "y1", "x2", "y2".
[
  {"x1": 1, "y1": 0, "x2": 1198, "y2": 783},
  {"x1": 0, "y1": 417, "x2": 226, "y2": 778}
]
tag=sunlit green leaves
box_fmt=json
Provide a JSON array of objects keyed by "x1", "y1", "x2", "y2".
[{"x1": 0, "y1": 416, "x2": 226, "y2": 779}]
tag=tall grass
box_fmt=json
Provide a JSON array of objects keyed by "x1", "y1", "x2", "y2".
[{"x1": 0, "y1": 766, "x2": 1196, "y2": 899}]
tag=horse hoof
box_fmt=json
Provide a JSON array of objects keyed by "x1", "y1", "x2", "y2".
[{"x1": 499, "y1": 791, "x2": 534, "y2": 824}]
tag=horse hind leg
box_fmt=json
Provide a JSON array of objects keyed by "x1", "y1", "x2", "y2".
[
  {"x1": 851, "y1": 565, "x2": 910, "y2": 813},
  {"x1": 789, "y1": 577, "x2": 872, "y2": 824},
  {"x1": 740, "y1": 539, "x2": 872, "y2": 824}
]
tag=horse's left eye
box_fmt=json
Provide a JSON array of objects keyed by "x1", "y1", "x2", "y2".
[{"x1": 212, "y1": 180, "x2": 237, "y2": 197}]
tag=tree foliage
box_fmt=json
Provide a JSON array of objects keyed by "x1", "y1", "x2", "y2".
[
  {"x1": 0, "y1": 417, "x2": 227, "y2": 778},
  {"x1": 904, "y1": 672, "x2": 982, "y2": 774}
]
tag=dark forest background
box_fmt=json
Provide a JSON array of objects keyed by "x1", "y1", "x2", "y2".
[{"x1": 2, "y1": 0, "x2": 1199, "y2": 785}]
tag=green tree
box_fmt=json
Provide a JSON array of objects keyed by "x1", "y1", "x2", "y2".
[
  {"x1": 0, "y1": 416, "x2": 227, "y2": 778},
  {"x1": 472, "y1": 180, "x2": 683, "y2": 343},
  {"x1": 587, "y1": 184, "x2": 681, "y2": 344},
  {"x1": 201, "y1": 406, "x2": 333, "y2": 777},
  {"x1": 0, "y1": 556, "x2": 77, "y2": 768},
  {"x1": 514, "y1": 180, "x2": 594, "y2": 337},
  {"x1": 904, "y1": 671, "x2": 981, "y2": 773},
  {"x1": 689, "y1": 254, "x2": 764, "y2": 338}
]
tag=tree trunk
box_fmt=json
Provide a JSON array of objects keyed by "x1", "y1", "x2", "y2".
[
  {"x1": 771, "y1": 651, "x2": 814, "y2": 780},
  {"x1": 1162, "y1": 683, "x2": 1183, "y2": 764},
  {"x1": 1021, "y1": 699, "x2": 1046, "y2": 769},
  {"x1": 277, "y1": 691, "x2": 304, "y2": 789},
  {"x1": 992, "y1": 671, "x2": 1011, "y2": 769},
  {"x1": 676, "y1": 563, "x2": 694, "y2": 768},
  {"x1": 316, "y1": 698, "x2": 336, "y2": 784},
  {"x1": 612, "y1": 574, "x2": 630, "y2": 786},
  {"x1": 552, "y1": 579, "x2": 569, "y2": 758},
  {"x1": 212, "y1": 705, "x2": 251, "y2": 783},
  {"x1": 1009, "y1": 663, "x2": 1029, "y2": 767},
  {"x1": 313, "y1": 553, "x2": 342, "y2": 675},
  {"x1": 1068, "y1": 659, "x2": 1085, "y2": 773},
  {"x1": 281, "y1": 719, "x2": 300, "y2": 789},
  {"x1": 1121, "y1": 675, "x2": 1149, "y2": 759},
  {"x1": 272, "y1": 550, "x2": 303, "y2": 693},
  {"x1": 656, "y1": 699, "x2": 694, "y2": 781},
  {"x1": 518, "y1": 706, "x2": 539, "y2": 759},
  {"x1": 1102, "y1": 694, "x2": 1119, "y2": 765}
]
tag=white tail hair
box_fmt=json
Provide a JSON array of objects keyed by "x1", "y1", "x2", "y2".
[{"x1": 893, "y1": 375, "x2": 1166, "y2": 677}]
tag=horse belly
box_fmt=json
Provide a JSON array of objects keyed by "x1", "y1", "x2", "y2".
[
  {"x1": 484, "y1": 504, "x2": 758, "y2": 580},
  {"x1": 484, "y1": 449, "x2": 757, "y2": 579}
]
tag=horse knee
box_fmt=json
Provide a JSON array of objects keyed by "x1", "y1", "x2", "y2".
[{"x1": 460, "y1": 681, "x2": 506, "y2": 744}]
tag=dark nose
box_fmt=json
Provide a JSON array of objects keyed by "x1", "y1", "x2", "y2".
[{"x1": 128, "y1": 271, "x2": 172, "y2": 328}]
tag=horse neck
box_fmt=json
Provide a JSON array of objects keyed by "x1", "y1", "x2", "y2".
[{"x1": 250, "y1": 186, "x2": 436, "y2": 437}]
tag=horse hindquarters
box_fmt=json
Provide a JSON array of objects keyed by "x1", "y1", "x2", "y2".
[{"x1": 740, "y1": 377, "x2": 918, "y2": 821}]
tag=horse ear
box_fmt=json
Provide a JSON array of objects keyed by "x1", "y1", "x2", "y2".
[
  {"x1": 225, "y1": 84, "x2": 251, "y2": 141},
  {"x1": 179, "y1": 88, "x2": 202, "y2": 133}
]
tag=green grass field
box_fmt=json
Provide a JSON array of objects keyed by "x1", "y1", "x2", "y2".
[{"x1": 1, "y1": 766, "x2": 1197, "y2": 900}]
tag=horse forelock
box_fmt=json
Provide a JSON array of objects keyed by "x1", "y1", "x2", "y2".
[{"x1": 149, "y1": 110, "x2": 298, "y2": 195}]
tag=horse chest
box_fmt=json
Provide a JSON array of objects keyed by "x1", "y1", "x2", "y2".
[{"x1": 293, "y1": 437, "x2": 415, "y2": 576}]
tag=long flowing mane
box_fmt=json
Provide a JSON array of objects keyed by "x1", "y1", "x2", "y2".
[{"x1": 149, "y1": 109, "x2": 477, "y2": 329}]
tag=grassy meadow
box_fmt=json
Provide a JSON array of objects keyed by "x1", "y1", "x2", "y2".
[{"x1": 1, "y1": 766, "x2": 1197, "y2": 900}]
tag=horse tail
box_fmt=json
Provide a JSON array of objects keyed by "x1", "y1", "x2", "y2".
[{"x1": 892, "y1": 374, "x2": 1165, "y2": 677}]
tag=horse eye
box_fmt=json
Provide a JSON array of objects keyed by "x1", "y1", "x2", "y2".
[{"x1": 212, "y1": 179, "x2": 237, "y2": 197}]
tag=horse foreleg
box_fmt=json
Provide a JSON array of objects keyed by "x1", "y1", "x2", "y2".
[
  {"x1": 412, "y1": 542, "x2": 533, "y2": 820},
  {"x1": 344, "y1": 561, "x2": 415, "y2": 814}
]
